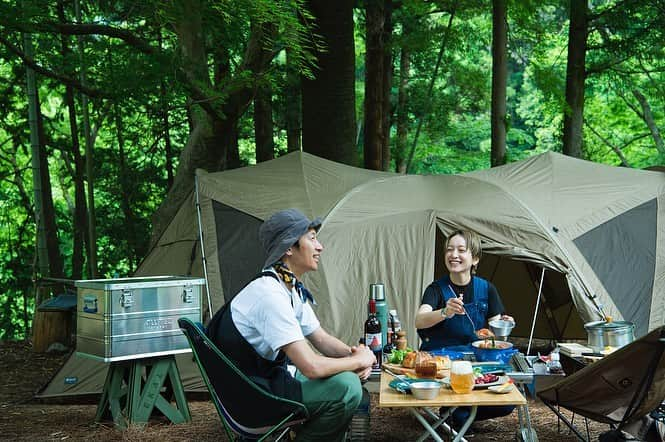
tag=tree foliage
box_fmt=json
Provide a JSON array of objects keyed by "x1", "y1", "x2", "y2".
[{"x1": 0, "y1": 0, "x2": 663, "y2": 339}]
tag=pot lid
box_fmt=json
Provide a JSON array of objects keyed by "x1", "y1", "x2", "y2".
[{"x1": 584, "y1": 320, "x2": 634, "y2": 330}]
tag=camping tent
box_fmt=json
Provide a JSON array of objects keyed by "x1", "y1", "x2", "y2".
[{"x1": 39, "y1": 151, "x2": 665, "y2": 397}]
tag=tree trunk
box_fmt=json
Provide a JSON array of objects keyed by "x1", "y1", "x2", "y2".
[
  {"x1": 150, "y1": 15, "x2": 274, "y2": 245},
  {"x1": 75, "y1": 0, "x2": 97, "y2": 277},
  {"x1": 158, "y1": 31, "x2": 175, "y2": 189},
  {"x1": 381, "y1": 0, "x2": 393, "y2": 172},
  {"x1": 24, "y1": 30, "x2": 64, "y2": 284},
  {"x1": 562, "y1": 0, "x2": 588, "y2": 158},
  {"x1": 364, "y1": 0, "x2": 385, "y2": 171},
  {"x1": 115, "y1": 102, "x2": 143, "y2": 271},
  {"x1": 57, "y1": 0, "x2": 85, "y2": 279},
  {"x1": 490, "y1": 0, "x2": 508, "y2": 167},
  {"x1": 150, "y1": 0, "x2": 214, "y2": 247},
  {"x1": 395, "y1": 45, "x2": 410, "y2": 174},
  {"x1": 223, "y1": 118, "x2": 240, "y2": 167},
  {"x1": 68, "y1": 108, "x2": 88, "y2": 280},
  {"x1": 302, "y1": 0, "x2": 357, "y2": 166},
  {"x1": 64, "y1": 88, "x2": 87, "y2": 280},
  {"x1": 162, "y1": 84, "x2": 175, "y2": 188},
  {"x1": 23, "y1": 31, "x2": 49, "y2": 280},
  {"x1": 632, "y1": 89, "x2": 665, "y2": 155},
  {"x1": 32, "y1": 310, "x2": 74, "y2": 352},
  {"x1": 254, "y1": 82, "x2": 274, "y2": 162},
  {"x1": 36, "y1": 98, "x2": 63, "y2": 280},
  {"x1": 285, "y1": 47, "x2": 301, "y2": 152}
]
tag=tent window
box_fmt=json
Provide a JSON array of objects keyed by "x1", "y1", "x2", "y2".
[
  {"x1": 573, "y1": 199, "x2": 656, "y2": 337},
  {"x1": 212, "y1": 201, "x2": 264, "y2": 302}
]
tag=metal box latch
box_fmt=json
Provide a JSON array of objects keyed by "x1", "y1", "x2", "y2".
[
  {"x1": 182, "y1": 285, "x2": 194, "y2": 303},
  {"x1": 120, "y1": 289, "x2": 134, "y2": 308}
]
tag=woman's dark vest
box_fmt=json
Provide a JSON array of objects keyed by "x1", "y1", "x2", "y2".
[
  {"x1": 206, "y1": 272, "x2": 302, "y2": 402},
  {"x1": 418, "y1": 275, "x2": 489, "y2": 351}
]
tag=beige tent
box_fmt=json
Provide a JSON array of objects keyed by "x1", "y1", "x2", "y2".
[{"x1": 39, "y1": 151, "x2": 665, "y2": 397}]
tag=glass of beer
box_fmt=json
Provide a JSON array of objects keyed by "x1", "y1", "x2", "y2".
[{"x1": 450, "y1": 361, "x2": 475, "y2": 394}]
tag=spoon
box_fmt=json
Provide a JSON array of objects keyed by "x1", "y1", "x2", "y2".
[{"x1": 449, "y1": 285, "x2": 475, "y2": 330}]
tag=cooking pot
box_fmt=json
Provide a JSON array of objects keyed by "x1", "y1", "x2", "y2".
[{"x1": 584, "y1": 320, "x2": 635, "y2": 352}]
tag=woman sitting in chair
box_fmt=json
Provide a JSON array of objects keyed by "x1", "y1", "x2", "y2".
[
  {"x1": 208, "y1": 209, "x2": 375, "y2": 442},
  {"x1": 415, "y1": 229, "x2": 515, "y2": 434}
]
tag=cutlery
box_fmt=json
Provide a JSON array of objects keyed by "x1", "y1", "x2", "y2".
[{"x1": 449, "y1": 285, "x2": 476, "y2": 330}]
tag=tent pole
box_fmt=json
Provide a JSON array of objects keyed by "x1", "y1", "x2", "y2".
[
  {"x1": 195, "y1": 175, "x2": 214, "y2": 321},
  {"x1": 527, "y1": 268, "x2": 546, "y2": 355}
]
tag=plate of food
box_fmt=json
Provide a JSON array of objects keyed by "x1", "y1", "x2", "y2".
[
  {"x1": 488, "y1": 381, "x2": 514, "y2": 394},
  {"x1": 383, "y1": 351, "x2": 450, "y2": 379},
  {"x1": 440, "y1": 374, "x2": 510, "y2": 390}
]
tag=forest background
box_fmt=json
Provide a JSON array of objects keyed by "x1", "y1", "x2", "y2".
[{"x1": 0, "y1": 0, "x2": 663, "y2": 341}]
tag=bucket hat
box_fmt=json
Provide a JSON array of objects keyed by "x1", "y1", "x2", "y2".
[{"x1": 259, "y1": 208, "x2": 322, "y2": 269}]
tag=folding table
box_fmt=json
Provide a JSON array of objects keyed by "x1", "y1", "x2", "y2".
[{"x1": 378, "y1": 371, "x2": 533, "y2": 442}]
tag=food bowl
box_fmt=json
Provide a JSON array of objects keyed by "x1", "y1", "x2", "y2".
[
  {"x1": 489, "y1": 319, "x2": 515, "y2": 341},
  {"x1": 409, "y1": 381, "x2": 442, "y2": 400},
  {"x1": 471, "y1": 340, "x2": 517, "y2": 363}
]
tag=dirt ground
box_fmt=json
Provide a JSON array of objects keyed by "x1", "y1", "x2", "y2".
[{"x1": 0, "y1": 340, "x2": 613, "y2": 441}]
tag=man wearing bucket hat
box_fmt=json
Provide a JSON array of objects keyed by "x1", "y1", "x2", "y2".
[{"x1": 208, "y1": 208, "x2": 375, "y2": 442}]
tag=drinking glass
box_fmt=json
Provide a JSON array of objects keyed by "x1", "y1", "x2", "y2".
[
  {"x1": 415, "y1": 351, "x2": 437, "y2": 378},
  {"x1": 450, "y1": 361, "x2": 474, "y2": 394}
]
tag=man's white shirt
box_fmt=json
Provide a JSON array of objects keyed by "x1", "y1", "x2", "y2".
[{"x1": 230, "y1": 270, "x2": 320, "y2": 361}]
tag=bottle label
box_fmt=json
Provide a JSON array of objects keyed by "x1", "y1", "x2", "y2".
[{"x1": 365, "y1": 332, "x2": 382, "y2": 352}]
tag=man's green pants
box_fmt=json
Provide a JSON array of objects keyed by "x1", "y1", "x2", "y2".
[{"x1": 295, "y1": 371, "x2": 363, "y2": 441}]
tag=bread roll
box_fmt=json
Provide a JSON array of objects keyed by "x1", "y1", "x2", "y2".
[
  {"x1": 434, "y1": 355, "x2": 450, "y2": 370},
  {"x1": 401, "y1": 351, "x2": 417, "y2": 368}
]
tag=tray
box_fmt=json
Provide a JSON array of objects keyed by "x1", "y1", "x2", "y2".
[{"x1": 382, "y1": 363, "x2": 447, "y2": 379}]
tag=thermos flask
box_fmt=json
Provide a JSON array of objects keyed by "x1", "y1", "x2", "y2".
[{"x1": 369, "y1": 283, "x2": 388, "y2": 350}]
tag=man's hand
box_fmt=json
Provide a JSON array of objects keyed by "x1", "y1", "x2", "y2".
[
  {"x1": 355, "y1": 365, "x2": 372, "y2": 381},
  {"x1": 349, "y1": 344, "x2": 374, "y2": 380},
  {"x1": 351, "y1": 344, "x2": 376, "y2": 370}
]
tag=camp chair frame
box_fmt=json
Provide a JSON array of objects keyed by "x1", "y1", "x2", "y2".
[
  {"x1": 537, "y1": 326, "x2": 665, "y2": 441},
  {"x1": 178, "y1": 317, "x2": 309, "y2": 441}
]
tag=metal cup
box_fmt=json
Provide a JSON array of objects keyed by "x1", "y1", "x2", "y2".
[{"x1": 489, "y1": 319, "x2": 515, "y2": 341}]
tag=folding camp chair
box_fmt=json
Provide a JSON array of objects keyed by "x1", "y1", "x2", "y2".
[
  {"x1": 537, "y1": 325, "x2": 665, "y2": 441},
  {"x1": 178, "y1": 317, "x2": 309, "y2": 441}
]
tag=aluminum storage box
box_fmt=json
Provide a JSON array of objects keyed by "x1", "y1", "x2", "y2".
[{"x1": 75, "y1": 276, "x2": 205, "y2": 362}]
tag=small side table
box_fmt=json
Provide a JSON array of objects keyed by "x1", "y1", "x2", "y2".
[{"x1": 95, "y1": 355, "x2": 191, "y2": 428}]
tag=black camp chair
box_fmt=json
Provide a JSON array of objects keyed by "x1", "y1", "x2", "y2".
[
  {"x1": 537, "y1": 325, "x2": 665, "y2": 441},
  {"x1": 178, "y1": 317, "x2": 309, "y2": 441}
]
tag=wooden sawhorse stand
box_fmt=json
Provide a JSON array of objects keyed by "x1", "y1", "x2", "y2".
[{"x1": 95, "y1": 355, "x2": 191, "y2": 428}]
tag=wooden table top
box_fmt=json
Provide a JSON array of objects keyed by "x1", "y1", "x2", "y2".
[{"x1": 378, "y1": 370, "x2": 527, "y2": 408}]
